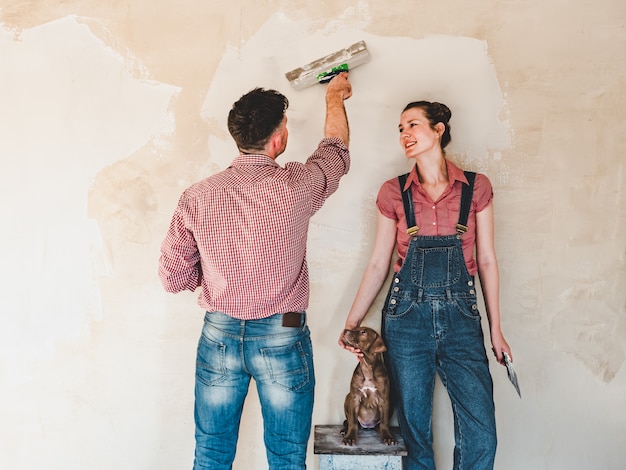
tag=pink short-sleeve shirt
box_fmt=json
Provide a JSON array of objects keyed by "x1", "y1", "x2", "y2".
[{"x1": 376, "y1": 159, "x2": 493, "y2": 275}]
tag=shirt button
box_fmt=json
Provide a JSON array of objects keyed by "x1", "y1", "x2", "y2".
[
  {"x1": 472, "y1": 304, "x2": 478, "y2": 310},
  {"x1": 393, "y1": 287, "x2": 399, "y2": 292},
  {"x1": 432, "y1": 205, "x2": 435, "y2": 210},
  {"x1": 432, "y1": 222, "x2": 436, "y2": 225},
  {"x1": 470, "y1": 289, "x2": 475, "y2": 295},
  {"x1": 390, "y1": 299, "x2": 397, "y2": 305},
  {"x1": 468, "y1": 280, "x2": 474, "y2": 286},
  {"x1": 394, "y1": 278, "x2": 400, "y2": 284}
]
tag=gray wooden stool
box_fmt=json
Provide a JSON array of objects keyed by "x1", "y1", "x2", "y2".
[{"x1": 314, "y1": 424, "x2": 407, "y2": 470}]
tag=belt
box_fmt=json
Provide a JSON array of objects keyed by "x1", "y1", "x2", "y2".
[{"x1": 282, "y1": 311, "x2": 305, "y2": 327}]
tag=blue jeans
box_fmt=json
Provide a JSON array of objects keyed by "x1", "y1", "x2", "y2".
[
  {"x1": 193, "y1": 311, "x2": 315, "y2": 470},
  {"x1": 382, "y1": 235, "x2": 497, "y2": 470}
]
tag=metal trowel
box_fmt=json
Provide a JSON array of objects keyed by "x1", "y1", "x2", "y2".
[
  {"x1": 284, "y1": 40, "x2": 371, "y2": 90},
  {"x1": 503, "y1": 352, "x2": 521, "y2": 398}
]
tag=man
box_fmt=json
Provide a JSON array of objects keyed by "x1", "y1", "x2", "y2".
[{"x1": 159, "y1": 72, "x2": 352, "y2": 469}]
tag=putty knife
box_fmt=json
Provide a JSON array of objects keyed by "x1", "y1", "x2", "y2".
[
  {"x1": 284, "y1": 40, "x2": 371, "y2": 90},
  {"x1": 503, "y1": 352, "x2": 521, "y2": 398}
]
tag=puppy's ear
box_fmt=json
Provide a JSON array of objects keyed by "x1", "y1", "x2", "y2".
[{"x1": 371, "y1": 335, "x2": 387, "y2": 353}]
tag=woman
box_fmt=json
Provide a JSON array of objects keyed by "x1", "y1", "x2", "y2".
[{"x1": 339, "y1": 101, "x2": 511, "y2": 469}]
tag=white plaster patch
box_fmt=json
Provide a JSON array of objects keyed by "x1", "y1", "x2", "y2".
[
  {"x1": 200, "y1": 12, "x2": 510, "y2": 284},
  {"x1": 0, "y1": 16, "x2": 180, "y2": 384}
]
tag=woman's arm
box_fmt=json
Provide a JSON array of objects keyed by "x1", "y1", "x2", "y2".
[
  {"x1": 475, "y1": 201, "x2": 511, "y2": 364},
  {"x1": 339, "y1": 211, "x2": 397, "y2": 351}
]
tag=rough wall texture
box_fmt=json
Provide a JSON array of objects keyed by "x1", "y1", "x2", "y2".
[{"x1": 1, "y1": 1, "x2": 624, "y2": 469}]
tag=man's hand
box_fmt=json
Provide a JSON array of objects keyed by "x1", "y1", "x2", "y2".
[{"x1": 326, "y1": 71, "x2": 352, "y2": 100}]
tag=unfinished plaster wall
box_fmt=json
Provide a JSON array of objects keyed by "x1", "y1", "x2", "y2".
[{"x1": 0, "y1": 1, "x2": 624, "y2": 469}]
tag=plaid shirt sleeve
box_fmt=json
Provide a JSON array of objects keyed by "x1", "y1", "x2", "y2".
[
  {"x1": 158, "y1": 197, "x2": 202, "y2": 293},
  {"x1": 291, "y1": 137, "x2": 350, "y2": 214}
]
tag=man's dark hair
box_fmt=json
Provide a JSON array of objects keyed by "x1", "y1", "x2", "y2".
[{"x1": 227, "y1": 88, "x2": 289, "y2": 152}]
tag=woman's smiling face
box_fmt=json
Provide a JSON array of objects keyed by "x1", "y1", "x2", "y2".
[{"x1": 398, "y1": 107, "x2": 444, "y2": 158}]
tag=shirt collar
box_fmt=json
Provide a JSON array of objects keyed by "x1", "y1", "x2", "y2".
[
  {"x1": 230, "y1": 153, "x2": 280, "y2": 169},
  {"x1": 402, "y1": 159, "x2": 468, "y2": 191}
]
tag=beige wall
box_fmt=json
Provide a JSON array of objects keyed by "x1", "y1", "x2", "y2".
[{"x1": 1, "y1": 1, "x2": 625, "y2": 468}]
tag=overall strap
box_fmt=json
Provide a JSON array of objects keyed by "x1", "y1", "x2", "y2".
[
  {"x1": 456, "y1": 171, "x2": 476, "y2": 234},
  {"x1": 399, "y1": 170, "x2": 476, "y2": 236},
  {"x1": 398, "y1": 173, "x2": 419, "y2": 236}
]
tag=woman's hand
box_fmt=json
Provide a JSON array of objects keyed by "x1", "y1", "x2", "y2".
[
  {"x1": 490, "y1": 329, "x2": 511, "y2": 365},
  {"x1": 338, "y1": 328, "x2": 364, "y2": 360}
]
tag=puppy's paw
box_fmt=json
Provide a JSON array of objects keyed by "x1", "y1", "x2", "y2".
[
  {"x1": 380, "y1": 431, "x2": 397, "y2": 446},
  {"x1": 339, "y1": 420, "x2": 348, "y2": 436},
  {"x1": 341, "y1": 432, "x2": 358, "y2": 446}
]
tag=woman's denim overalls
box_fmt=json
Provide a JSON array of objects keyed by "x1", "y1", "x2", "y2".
[{"x1": 382, "y1": 172, "x2": 497, "y2": 470}]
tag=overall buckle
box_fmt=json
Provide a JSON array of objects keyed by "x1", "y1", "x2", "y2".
[
  {"x1": 455, "y1": 223, "x2": 468, "y2": 234},
  {"x1": 406, "y1": 225, "x2": 419, "y2": 236}
]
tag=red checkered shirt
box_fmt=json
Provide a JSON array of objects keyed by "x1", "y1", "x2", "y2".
[{"x1": 159, "y1": 137, "x2": 350, "y2": 319}]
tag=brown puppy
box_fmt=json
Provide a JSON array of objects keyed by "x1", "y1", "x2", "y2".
[{"x1": 341, "y1": 327, "x2": 395, "y2": 446}]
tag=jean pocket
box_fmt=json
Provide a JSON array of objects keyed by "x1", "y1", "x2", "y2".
[
  {"x1": 452, "y1": 296, "x2": 481, "y2": 320},
  {"x1": 412, "y1": 245, "x2": 462, "y2": 288},
  {"x1": 196, "y1": 335, "x2": 227, "y2": 386},
  {"x1": 261, "y1": 340, "x2": 312, "y2": 392},
  {"x1": 384, "y1": 295, "x2": 415, "y2": 319}
]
